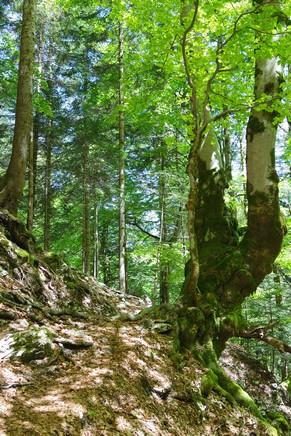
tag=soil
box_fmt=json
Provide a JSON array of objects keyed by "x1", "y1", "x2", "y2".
[
  {"x1": 1, "y1": 315, "x2": 271, "y2": 436},
  {"x1": 0, "y1": 214, "x2": 289, "y2": 435}
]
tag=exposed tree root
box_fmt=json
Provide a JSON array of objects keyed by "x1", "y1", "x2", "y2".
[{"x1": 198, "y1": 344, "x2": 284, "y2": 435}]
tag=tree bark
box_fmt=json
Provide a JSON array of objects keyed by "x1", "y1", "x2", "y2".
[
  {"x1": 178, "y1": 0, "x2": 285, "y2": 360},
  {"x1": 92, "y1": 202, "x2": 99, "y2": 280},
  {"x1": 222, "y1": 124, "x2": 232, "y2": 183},
  {"x1": 27, "y1": 114, "x2": 39, "y2": 232},
  {"x1": 0, "y1": 0, "x2": 36, "y2": 215},
  {"x1": 159, "y1": 149, "x2": 169, "y2": 304},
  {"x1": 243, "y1": 54, "x2": 283, "y2": 287},
  {"x1": 118, "y1": 21, "x2": 127, "y2": 293},
  {"x1": 236, "y1": 329, "x2": 291, "y2": 354},
  {"x1": 27, "y1": 28, "x2": 43, "y2": 232},
  {"x1": 100, "y1": 221, "x2": 110, "y2": 286},
  {"x1": 82, "y1": 143, "x2": 90, "y2": 275},
  {"x1": 44, "y1": 120, "x2": 52, "y2": 251},
  {"x1": 27, "y1": 125, "x2": 35, "y2": 232}
]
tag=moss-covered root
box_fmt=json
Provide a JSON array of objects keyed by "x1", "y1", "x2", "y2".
[
  {"x1": 267, "y1": 411, "x2": 290, "y2": 435},
  {"x1": 201, "y1": 367, "x2": 279, "y2": 436}
]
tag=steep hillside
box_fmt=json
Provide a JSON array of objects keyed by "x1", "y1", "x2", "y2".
[{"x1": 0, "y1": 211, "x2": 289, "y2": 435}]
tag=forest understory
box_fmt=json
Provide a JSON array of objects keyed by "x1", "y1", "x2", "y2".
[
  {"x1": 0, "y1": 212, "x2": 290, "y2": 436},
  {"x1": 0, "y1": 0, "x2": 290, "y2": 434}
]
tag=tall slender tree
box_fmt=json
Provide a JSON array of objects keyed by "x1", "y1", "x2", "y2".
[
  {"x1": 44, "y1": 119, "x2": 52, "y2": 251},
  {"x1": 0, "y1": 0, "x2": 36, "y2": 215},
  {"x1": 158, "y1": 146, "x2": 169, "y2": 304},
  {"x1": 82, "y1": 142, "x2": 90, "y2": 274},
  {"x1": 118, "y1": 21, "x2": 127, "y2": 293},
  {"x1": 27, "y1": 27, "x2": 44, "y2": 232}
]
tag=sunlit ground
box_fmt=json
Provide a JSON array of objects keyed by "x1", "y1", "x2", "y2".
[{"x1": 0, "y1": 318, "x2": 268, "y2": 436}]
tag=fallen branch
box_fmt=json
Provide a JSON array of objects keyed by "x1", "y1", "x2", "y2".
[{"x1": 0, "y1": 382, "x2": 33, "y2": 390}]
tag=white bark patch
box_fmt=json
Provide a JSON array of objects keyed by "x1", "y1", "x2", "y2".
[
  {"x1": 247, "y1": 116, "x2": 277, "y2": 194},
  {"x1": 256, "y1": 58, "x2": 279, "y2": 96},
  {"x1": 199, "y1": 129, "x2": 222, "y2": 171},
  {"x1": 247, "y1": 55, "x2": 281, "y2": 194}
]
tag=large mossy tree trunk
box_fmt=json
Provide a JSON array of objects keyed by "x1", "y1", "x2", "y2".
[
  {"x1": 178, "y1": 0, "x2": 285, "y2": 362},
  {"x1": 0, "y1": 0, "x2": 36, "y2": 215}
]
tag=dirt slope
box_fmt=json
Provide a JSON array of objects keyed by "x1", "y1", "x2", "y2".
[
  {"x1": 0, "y1": 210, "x2": 289, "y2": 435},
  {"x1": 1, "y1": 316, "x2": 270, "y2": 436}
]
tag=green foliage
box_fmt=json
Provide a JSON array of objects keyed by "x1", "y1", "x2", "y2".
[{"x1": 0, "y1": 0, "x2": 290, "y2": 396}]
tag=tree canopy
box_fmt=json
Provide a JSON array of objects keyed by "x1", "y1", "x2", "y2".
[{"x1": 0, "y1": 0, "x2": 290, "y2": 431}]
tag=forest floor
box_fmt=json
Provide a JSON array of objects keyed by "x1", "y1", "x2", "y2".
[
  {"x1": 1, "y1": 314, "x2": 280, "y2": 436},
  {"x1": 0, "y1": 211, "x2": 290, "y2": 435}
]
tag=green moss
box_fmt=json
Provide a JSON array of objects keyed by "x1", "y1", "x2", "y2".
[
  {"x1": 43, "y1": 251, "x2": 64, "y2": 271},
  {"x1": 0, "y1": 233, "x2": 9, "y2": 248},
  {"x1": 264, "y1": 82, "x2": 275, "y2": 94},
  {"x1": 216, "y1": 366, "x2": 260, "y2": 415},
  {"x1": 201, "y1": 369, "x2": 218, "y2": 397},
  {"x1": 201, "y1": 369, "x2": 234, "y2": 404},
  {"x1": 267, "y1": 411, "x2": 290, "y2": 434},
  {"x1": 262, "y1": 423, "x2": 279, "y2": 436},
  {"x1": 177, "y1": 307, "x2": 206, "y2": 352},
  {"x1": 15, "y1": 246, "x2": 36, "y2": 265},
  {"x1": 66, "y1": 281, "x2": 77, "y2": 290},
  {"x1": 13, "y1": 326, "x2": 57, "y2": 363},
  {"x1": 247, "y1": 116, "x2": 265, "y2": 142}
]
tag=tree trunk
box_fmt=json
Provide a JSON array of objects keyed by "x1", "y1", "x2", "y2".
[
  {"x1": 100, "y1": 221, "x2": 110, "y2": 286},
  {"x1": 92, "y1": 202, "x2": 99, "y2": 279},
  {"x1": 27, "y1": 114, "x2": 39, "y2": 232},
  {"x1": 223, "y1": 124, "x2": 232, "y2": 183},
  {"x1": 0, "y1": 0, "x2": 35, "y2": 215},
  {"x1": 27, "y1": 125, "x2": 34, "y2": 232},
  {"x1": 118, "y1": 21, "x2": 127, "y2": 293},
  {"x1": 243, "y1": 54, "x2": 283, "y2": 287},
  {"x1": 179, "y1": 0, "x2": 285, "y2": 360},
  {"x1": 44, "y1": 120, "x2": 52, "y2": 251},
  {"x1": 27, "y1": 28, "x2": 43, "y2": 232},
  {"x1": 159, "y1": 150, "x2": 169, "y2": 304},
  {"x1": 82, "y1": 143, "x2": 90, "y2": 275}
]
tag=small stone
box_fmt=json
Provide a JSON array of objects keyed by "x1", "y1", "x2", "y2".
[{"x1": 10, "y1": 318, "x2": 29, "y2": 330}]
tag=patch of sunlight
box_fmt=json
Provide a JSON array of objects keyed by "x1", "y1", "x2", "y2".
[
  {"x1": 141, "y1": 418, "x2": 160, "y2": 434},
  {"x1": 0, "y1": 335, "x2": 14, "y2": 361},
  {"x1": 87, "y1": 367, "x2": 113, "y2": 377},
  {"x1": 0, "y1": 397, "x2": 12, "y2": 417},
  {"x1": 130, "y1": 408, "x2": 146, "y2": 420},
  {"x1": 0, "y1": 420, "x2": 8, "y2": 436},
  {"x1": 31, "y1": 393, "x2": 85, "y2": 418},
  {"x1": 85, "y1": 367, "x2": 115, "y2": 386},
  {"x1": 120, "y1": 334, "x2": 151, "y2": 348},
  {"x1": 121, "y1": 361, "x2": 139, "y2": 377},
  {"x1": 0, "y1": 366, "x2": 22, "y2": 385},
  {"x1": 58, "y1": 367, "x2": 115, "y2": 389},
  {"x1": 21, "y1": 421, "x2": 37, "y2": 432},
  {"x1": 116, "y1": 393, "x2": 138, "y2": 410},
  {"x1": 126, "y1": 352, "x2": 147, "y2": 368},
  {"x1": 93, "y1": 345, "x2": 112, "y2": 355},
  {"x1": 144, "y1": 349, "x2": 162, "y2": 362},
  {"x1": 116, "y1": 416, "x2": 133, "y2": 432},
  {"x1": 146, "y1": 367, "x2": 171, "y2": 386},
  {"x1": 119, "y1": 326, "x2": 131, "y2": 334},
  {"x1": 82, "y1": 296, "x2": 92, "y2": 307}
]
